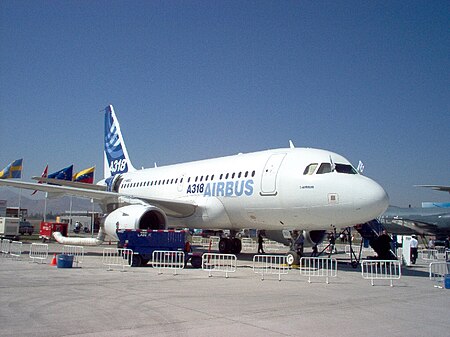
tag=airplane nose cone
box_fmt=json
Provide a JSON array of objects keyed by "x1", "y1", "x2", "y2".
[{"x1": 355, "y1": 177, "x2": 389, "y2": 221}]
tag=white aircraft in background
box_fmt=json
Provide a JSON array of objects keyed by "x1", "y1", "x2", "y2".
[{"x1": 0, "y1": 105, "x2": 389, "y2": 257}]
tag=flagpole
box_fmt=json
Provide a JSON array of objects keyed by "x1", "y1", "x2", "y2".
[
  {"x1": 69, "y1": 196, "x2": 73, "y2": 231},
  {"x1": 18, "y1": 161, "x2": 23, "y2": 220},
  {"x1": 44, "y1": 192, "x2": 48, "y2": 222}
]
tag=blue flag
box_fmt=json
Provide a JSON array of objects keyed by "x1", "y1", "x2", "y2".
[{"x1": 48, "y1": 165, "x2": 73, "y2": 181}]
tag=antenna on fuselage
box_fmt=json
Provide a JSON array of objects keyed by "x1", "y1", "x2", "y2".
[{"x1": 289, "y1": 140, "x2": 295, "y2": 149}]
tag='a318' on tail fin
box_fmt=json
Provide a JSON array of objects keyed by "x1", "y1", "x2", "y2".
[{"x1": 104, "y1": 105, "x2": 136, "y2": 179}]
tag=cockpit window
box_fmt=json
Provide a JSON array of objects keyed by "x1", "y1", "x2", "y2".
[
  {"x1": 317, "y1": 163, "x2": 332, "y2": 174},
  {"x1": 335, "y1": 164, "x2": 357, "y2": 174},
  {"x1": 303, "y1": 163, "x2": 318, "y2": 175}
]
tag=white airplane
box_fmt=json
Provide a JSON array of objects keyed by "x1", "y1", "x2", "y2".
[{"x1": 0, "y1": 105, "x2": 389, "y2": 256}]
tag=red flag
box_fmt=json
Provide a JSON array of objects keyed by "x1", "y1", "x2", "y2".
[{"x1": 31, "y1": 164, "x2": 48, "y2": 195}]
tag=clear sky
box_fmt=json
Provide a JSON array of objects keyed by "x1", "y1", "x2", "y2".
[{"x1": 0, "y1": 1, "x2": 449, "y2": 207}]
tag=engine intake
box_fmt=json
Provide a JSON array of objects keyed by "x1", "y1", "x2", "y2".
[{"x1": 104, "y1": 205, "x2": 168, "y2": 238}]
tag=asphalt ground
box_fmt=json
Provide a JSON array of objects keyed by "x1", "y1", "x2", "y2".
[{"x1": 0, "y1": 243, "x2": 448, "y2": 337}]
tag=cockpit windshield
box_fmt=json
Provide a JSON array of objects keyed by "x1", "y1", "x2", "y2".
[
  {"x1": 303, "y1": 162, "x2": 358, "y2": 175},
  {"x1": 335, "y1": 164, "x2": 357, "y2": 174}
]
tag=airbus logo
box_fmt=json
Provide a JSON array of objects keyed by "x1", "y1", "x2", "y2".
[{"x1": 186, "y1": 179, "x2": 254, "y2": 197}]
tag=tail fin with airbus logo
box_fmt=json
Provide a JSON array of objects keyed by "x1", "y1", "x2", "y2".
[{"x1": 104, "y1": 105, "x2": 136, "y2": 179}]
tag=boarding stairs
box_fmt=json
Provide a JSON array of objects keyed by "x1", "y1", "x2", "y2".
[{"x1": 355, "y1": 220, "x2": 397, "y2": 260}]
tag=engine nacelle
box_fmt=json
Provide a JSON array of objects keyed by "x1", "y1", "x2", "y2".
[{"x1": 104, "y1": 205, "x2": 168, "y2": 239}]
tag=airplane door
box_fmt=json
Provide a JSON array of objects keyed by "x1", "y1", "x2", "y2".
[
  {"x1": 260, "y1": 153, "x2": 286, "y2": 196},
  {"x1": 177, "y1": 174, "x2": 185, "y2": 193}
]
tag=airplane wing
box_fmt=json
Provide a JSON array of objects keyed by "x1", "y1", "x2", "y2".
[
  {"x1": 31, "y1": 176, "x2": 107, "y2": 191},
  {"x1": 415, "y1": 185, "x2": 450, "y2": 193},
  {"x1": 0, "y1": 179, "x2": 197, "y2": 218}
]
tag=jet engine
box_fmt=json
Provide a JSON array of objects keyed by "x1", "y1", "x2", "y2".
[{"x1": 104, "y1": 204, "x2": 168, "y2": 239}]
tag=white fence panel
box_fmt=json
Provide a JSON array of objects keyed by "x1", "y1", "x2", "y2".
[
  {"x1": 253, "y1": 254, "x2": 289, "y2": 281},
  {"x1": 63, "y1": 245, "x2": 84, "y2": 267},
  {"x1": 102, "y1": 248, "x2": 133, "y2": 271},
  {"x1": 242, "y1": 238, "x2": 256, "y2": 252},
  {"x1": 299, "y1": 257, "x2": 337, "y2": 284},
  {"x1": 202, "y1": 253, "x2": 236, "y2": 278},
  {"x1": 152, "y1": 250, "x2": 185, "y2": 275},
  {"x1": 29, "y1": 243, "x2": 49, "y2": 263},
  {"x1": 429, "y1": 261, "x2": 450, "y2": 289},
  {"x1": 191, "y1": 236, "x2": 203, "y2": 245},
  {"x1": 419, "y1": 249, "x2": 439, "y2": 261},
  {"x1": 361, "y1": 260, "x2": 401, "y2": 286},
  {"x1": 9, "y1": 241, "x2": 23, "y2": 259},
  {"x1": 1, "y1": 239, "x2": 11, "y2": 255},
  {"x1": 264, "y1": 240, "x2": 286, "y2": 253}
]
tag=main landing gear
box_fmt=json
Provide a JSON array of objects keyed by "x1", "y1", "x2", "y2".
[{"x1": 218, "y1": 232, "x2": 242, "y2": 255}]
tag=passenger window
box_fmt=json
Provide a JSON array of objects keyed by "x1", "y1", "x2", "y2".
[
  {"x1": 317, "y1": 163, "x2": 332, "y2": 174},
  {"x1": 252, "y1": 170, "x2": 255, "y2": 177},
  {"x1": 303, "y1": 163, "x2": 318, "y2": 175}
]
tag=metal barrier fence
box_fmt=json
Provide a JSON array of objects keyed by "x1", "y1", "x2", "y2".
[
  {"x1": 299, "y1": 257, "x2": 337, "y2": 284},
  {"x1": 102, "y1": 248, "x2": 133, "y2": 271},
  {"x1": 9, "y1": 241, "x2": 23, "y2": 259},
  {"x1": 419, "y1": 249, "x2": 440, "y2": 261},
  {"x1": 264, "y1": 240, "x2": 286, "y2": 253},
  {"x1": 29, "y1": 243, "x2": 49, "y2": 263},
  {"x1": 253, "y1": 254, "x2": 288, "y2": 281},
  {"x1": 1, "y1": 239, "x2": 11, "y2": 255},
  {"x1": 192, "y1": 236, "x2": 220, "y2": 249},
  {"x1": 242, "y1": 238, "x2": 256, "y2": 251},
  {"x1": 429, "y1": 261, "x2": 449, "y2": 289},
  {"x1": 202, "y1": 253, "x2": 236, "y2": 278},
  {"x1": 152, "y1": 250, "x2": 185, "y2": 275},
  {"x1": 62, "y1": 245, "x2": 84, "y2": 267},
  {"x1": 361, "y1": 260, "x2": 401, "y2": 286},
  {"x1": 344, "y1": 245, "x2": 374, "y2": 257}
]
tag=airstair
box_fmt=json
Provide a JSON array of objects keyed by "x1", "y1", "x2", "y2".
[{"x1": 355, "y1": 220, "x2": 397, "y2": 260}]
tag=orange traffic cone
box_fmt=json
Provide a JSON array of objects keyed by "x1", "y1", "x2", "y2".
[{"x1": 50, "y1": 254, "x2": 57, "y2": 266}]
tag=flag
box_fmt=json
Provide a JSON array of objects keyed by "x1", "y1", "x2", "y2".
[
  {"x1": 73, "y1": 166, "x2": 95, "y2": 184},
  {"x1": 357, "y1": 161, "x2": 365, "y2": 174},
  {"x1": 0, "y1": 159, "x2": 23, "y2": 179},
  {"x1": 48, "y1": 165, "x2": 73, "y2": 181},
  {"x1": 31, "y1": 164, "x2": 48, "y2": 195}
]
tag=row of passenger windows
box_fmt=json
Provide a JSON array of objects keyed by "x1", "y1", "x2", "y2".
[
  {"x1": 303, "y1": 163, "x2": 357, "y2": 175},
  {"x1": 120, "y1": 170, "x2": 257, "y2": 189}
]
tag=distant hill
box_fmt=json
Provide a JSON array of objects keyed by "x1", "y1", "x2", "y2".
[{"x1": 0, "y1": 187, "x2": 101, "y2": 217}]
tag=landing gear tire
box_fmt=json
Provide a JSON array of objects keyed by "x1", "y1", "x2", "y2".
[
  {"x1": 219, "y1": 238, "x2": 231, "y2": 254},
  {"x1": 219, "y1": 238, "x2": 242, "y2": 254},
  {"x1": 286, "y1": 251, "x2": 300, "y2": 266},
  {"x1": 231, "y1": 238, "x2": 242, "y2": 254}
]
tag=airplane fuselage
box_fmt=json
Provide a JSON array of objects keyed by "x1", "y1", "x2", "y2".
[{"x1": 108, "y1": 147, "x2": 388, "y2": 232}]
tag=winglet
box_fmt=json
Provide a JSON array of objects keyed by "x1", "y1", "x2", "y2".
[{"x1": 103, "y1": 105, "x2": 136, "y2": 178}]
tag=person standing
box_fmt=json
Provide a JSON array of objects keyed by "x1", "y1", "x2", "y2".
[
  {"x1": 410, "y1": 235, "x2": 419, "y2": 264},
  {"x1": 257, "y1": 232, "x2": 265, "y2": 254}
]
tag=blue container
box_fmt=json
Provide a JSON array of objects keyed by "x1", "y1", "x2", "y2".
[
  {"x1": 445, "y1": 274, "x2": 450, "y2": 289},
  {"x1": 57, "y1": 254, "x2": 74, "y2": 268}
]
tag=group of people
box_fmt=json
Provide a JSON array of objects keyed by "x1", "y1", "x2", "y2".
[{"x1": 256, "y1": 229, "x2": 446, "y2": 265}]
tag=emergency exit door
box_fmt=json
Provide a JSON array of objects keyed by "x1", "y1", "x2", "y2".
[{"x1": 260, "y1": 153, "x2": 286, "y2": 196}]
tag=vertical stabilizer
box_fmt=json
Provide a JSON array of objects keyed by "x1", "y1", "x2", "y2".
[{"x1": 104, "y1": 105, "x2": 136, "y2": 178}]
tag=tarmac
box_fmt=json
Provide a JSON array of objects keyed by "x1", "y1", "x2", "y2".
[{"x1": 0, "y1": 242, "x2": 449, "y2": 337}]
